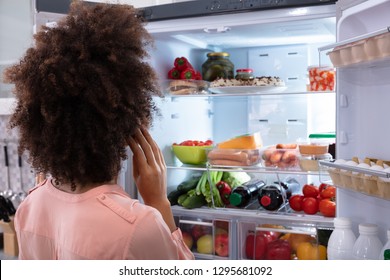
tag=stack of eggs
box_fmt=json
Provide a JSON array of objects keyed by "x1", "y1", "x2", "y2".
[
  {"x1": 378, "y1": 165, "x2": 390, "y2": 200},
  {"x1": 331, "y1": 157, "x2": 390, "y2": 199}
]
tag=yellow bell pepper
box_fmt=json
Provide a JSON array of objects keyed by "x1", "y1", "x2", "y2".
[{"x1": 296, "y1": 242, "x2": 327, "y2": 260}]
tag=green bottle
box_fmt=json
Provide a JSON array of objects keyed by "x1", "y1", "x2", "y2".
[{"x1": 384, "y1": 249, "x2": 390, "y2": 260}]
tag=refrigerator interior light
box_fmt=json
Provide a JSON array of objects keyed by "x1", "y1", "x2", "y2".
[
  {"x1": 288, "y1": 8, "x2": 309, "y2": 16},
  {"x1": 203, "y1": 26, "x2": 231, "y2": 34}
]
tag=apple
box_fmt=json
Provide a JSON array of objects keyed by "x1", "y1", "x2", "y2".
[
  {"x1": 182, "y1": 231, "x2": 193, "y2": 250},
  {"x1": 191, "y1": 225, "x2": 211, "y2": 242},
  {"x1": 215, "y1": 220, "x2": 229, "y2": 231},
  {"x1": 215, "y1": 227, "x2": 228, "y2": 235},
  {"x1": 196, "y1": 234, "x2": 213, "y2": 254},
  {"x1": 265, "y1": 239, "x2": 292, "y2": 260},
  {"x1": 214, "y1": 233, "x2": 229, "y2": 257},
  {"x1": 245, "y1": 232, "x2": 267, "y2": 259}
]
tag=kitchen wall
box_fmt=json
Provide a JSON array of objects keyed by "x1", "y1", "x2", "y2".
[{"x1": 0, "y1": 0, "x2": 35, "y2": 194}]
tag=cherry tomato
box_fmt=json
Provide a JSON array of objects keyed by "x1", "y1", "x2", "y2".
[
  {"x1": 318, "y1": 183, "x2": 329, "y2": 193},
  {"x1": 288, "y1": 195, "x2": 304, "y2": 211},
  {"x1": 302, "y1": 184, "x2": 319, "y2": 198},
  {"x1": 302, "y1": 197, "x2": 319, "y2": 215},
  {"x1": 320, "y1": 185, "x2": 336, "y2": 199},
  {"x1": 319, "y1": 198, "x2": 336, "y2": 217},
  {"x1": 180, "y1": 140, "x2": 194, "y2": 146}
]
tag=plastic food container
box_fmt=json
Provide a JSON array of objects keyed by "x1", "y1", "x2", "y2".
[
  {"x1": 299, "y1": 133, "x2": 336, "y2": 157},
  {"x1": 165, "y1": 79, "x2": 209, "y2": 95},
  {"x1": 307, "y1": 66, "x2": 335, "y2": 91},
  {"x1": 299, "y1": 153, "x2": 333, "y2": 171},
  {"x1": 260, "y1": 145, "x2": 299, "y2": 169},
  {"x1": 298, "y1": 143, "x2": 329, "y2": 155},
  {"x1": 206, "y1": 148, "x2": 261, "y2": 166}
]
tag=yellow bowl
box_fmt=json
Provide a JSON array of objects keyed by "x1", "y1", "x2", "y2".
[{"x1": 172, "y1": 145, "x2": 211, "y2": 165}]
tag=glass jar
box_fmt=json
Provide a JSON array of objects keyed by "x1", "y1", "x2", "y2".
[
  {"x1": 235, "y1": 68, "x2": 254, "y2": 80},
  {"x1": 201, "y1": 52, "x2": 234, "y2": 82}
]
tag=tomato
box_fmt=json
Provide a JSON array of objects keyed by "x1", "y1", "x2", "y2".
[
  {"x1": 319, "y1": 198, "x2": 336, "y2": 217},
  {"x1": 180, "y1": 140, "x2": 193, "y2": 146},
  {"x1": 302, "y1": 184, "x2": 319, "y2": 198},
  {"x1": 320, "y1": 185, "x2": 336, "y2": 199},
  {"x1": 288, "y1": 195, "x2": 304, "y2": 211},
  {"x1": 265, "y1": 239, "x2": 292, "y2": 260},
  {"x1": 318, "y1": 183, "x2": 329, "y2": 193},
  {"x1": 176, "y1": 140, "x2": 213, "y2": 146},
  {"x1": 296, "y1": 242, "x2": 327, "y2": 260},
  {"x1": 302, "y1": 197, "x2": 319, "y2": 215}
]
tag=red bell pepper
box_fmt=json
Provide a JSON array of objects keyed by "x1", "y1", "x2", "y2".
[
  {"x1": 216, "y1": 181, "x2": 231, "y2": 205},
  {"x1": 195, "y1": 71, "x2": 202, "y2": 80},
  {"x1": 168, "y1": 67, "x2": 180, "y2": 79},
  {"x1": 180, "y1": 67, "x2": 197, "y2": 80},
  {"x1": 174, "y1": 57, "x2": 193, "y2": 71}
]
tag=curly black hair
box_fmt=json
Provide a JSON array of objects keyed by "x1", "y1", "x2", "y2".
[{"x1": 4, "y1": 1, "x2": 162, "y2": 190}]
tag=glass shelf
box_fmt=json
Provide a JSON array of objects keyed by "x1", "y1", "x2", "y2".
[
  {"x1": 167, "y1": 162, "x2": 329, "y2": 176},
  {"x1": 167, "y1": 89, "x2": 335, "y2": 99}
]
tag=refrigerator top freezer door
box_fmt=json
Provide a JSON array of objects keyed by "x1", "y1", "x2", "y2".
[
  {"x1": 35, "y1": 0, "x2": 337, "y2": 16},
  {"x1": 139, "y1": 0, "x2": 337, "y2": 21}
]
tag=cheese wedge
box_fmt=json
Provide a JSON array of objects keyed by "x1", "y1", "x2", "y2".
[{"x1": 217, "y1": 132, "x2": 263, "y2": 149}]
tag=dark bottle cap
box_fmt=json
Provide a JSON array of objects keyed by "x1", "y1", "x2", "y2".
[
  {"x1": 260, "y1": 195, "x2": 271, "y2": 207},
  {"x1": 384, "y1": 249, "x2": 390, "y2": 260},
  {"x1": 229, "y1": 192, "x2": 242, "y2": 206}
]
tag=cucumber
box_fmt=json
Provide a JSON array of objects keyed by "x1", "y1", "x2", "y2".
[
  {"x1": 177, "y1": 193, "x2": 189, "y2": 206},
  {"x1": 168, "y1": 189, "x2": 186, "y2": 206},
  {"x1": 181, "y1": 194, "x2": 207, "y2": 209},
  {"x1": 177, "y1": 175, "x2": 201, "y2": 192}
]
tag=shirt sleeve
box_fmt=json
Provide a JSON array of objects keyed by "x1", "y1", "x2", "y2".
[{"x1": 126, "y1": 208, "x2": 194, "y2": 260}]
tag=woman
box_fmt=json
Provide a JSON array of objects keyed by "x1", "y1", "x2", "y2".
[{"x1": 4, "y1": 1, "x2": 194, "y2": 260}]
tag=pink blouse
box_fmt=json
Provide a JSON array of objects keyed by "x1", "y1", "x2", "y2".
[{"x1": 14, "y1": 179, "x2": 194, "y2": 260}]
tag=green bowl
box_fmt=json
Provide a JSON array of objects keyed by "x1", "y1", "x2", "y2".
[{"x1": 172, "y1": 145, "x2": 211, "y2": 165}]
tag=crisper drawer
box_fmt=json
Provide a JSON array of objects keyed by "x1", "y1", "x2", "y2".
[
  {"x1": 175, "y1": 216, "x2": 231, "y2": 260},
  {"x1": 238, "y1": 220, "x2": 332, "y2": 260}
]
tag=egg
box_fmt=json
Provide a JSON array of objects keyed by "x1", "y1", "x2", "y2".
[
  {"x1": 365, "y1": 164, "x2": 384, "y2": 177},
  {"x1": 353, "y1": 163, "x2": 370, "y2": 175},
  {"x1": 334, "y1": 159, "x2": 346, "y2": 164},
  {"x1": 341, "y1": 160, "x2": 358, "y2": 173}
]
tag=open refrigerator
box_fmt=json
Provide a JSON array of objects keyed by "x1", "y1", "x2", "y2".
[
  {"x1": 139, "y1": 0, "x2": 339, "y2": 260},
  {"x1": 24, "y1": 0, "x2": 390, "y2": 260}
]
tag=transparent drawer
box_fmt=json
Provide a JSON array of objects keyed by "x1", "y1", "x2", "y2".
[
  {"x1": 238, "y1": 221, "x2": 331, "y2": 260},
  {"x1": 177, "y1": 217, "x2": 231, "y2": 259}
]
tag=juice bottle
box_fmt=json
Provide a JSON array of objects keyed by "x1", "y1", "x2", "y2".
[
  {"x1": 258, "y1": 185, "x2": 284, "y2": 211},
  {"x1": 229, "y1": 179, "x2": 266, "y2": 208}
]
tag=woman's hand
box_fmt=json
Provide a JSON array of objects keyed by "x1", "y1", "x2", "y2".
[{"x1": 127, "y1": 127, "x2": 176, "y2": 232}]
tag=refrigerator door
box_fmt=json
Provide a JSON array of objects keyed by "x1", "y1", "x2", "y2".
[{"x1": 329, "y1": 0, "x2": 390, "y2": 242}]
